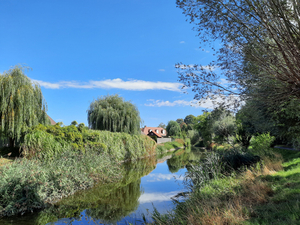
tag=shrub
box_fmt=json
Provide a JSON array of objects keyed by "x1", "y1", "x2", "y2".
[
  {"x1": 250, "y1": 133, "x2": 275, "y2": 156},
  {"x1": 22, "y1": 125, "x2": 156, "y2": 161}
]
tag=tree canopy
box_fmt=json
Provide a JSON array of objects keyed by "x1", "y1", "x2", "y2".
[
  {"x1": 184, "y1": 114, "x2": 195, "y2": 125},
  {"x1": 158, "y1": 122, "x2": 166, "y2": 129},
  {"x1": 176, "y1": 0, "x2": 300, "y2": 109},
  {"x1": 0, "y1": 66, "x2": 48, "y2": 146},
  {"x1": 166, "y1": 120, "x2": 182, "y2": 137},
  {"x1": 87, "y1": 94, "x2": 141, "y2": 135}
]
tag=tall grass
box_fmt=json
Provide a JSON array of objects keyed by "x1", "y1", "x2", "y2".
[
  {"x1": 151, "y1": 134, "x2": 284, "y2": 224},
  {"x1": 0, "y1": 150, "x2": 121, "y2": 217}
]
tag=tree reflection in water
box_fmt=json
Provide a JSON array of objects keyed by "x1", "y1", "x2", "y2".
[
  {"x1": 34, "y1": 157, "x2": 156, "y2": 225},
  {"x1": 0, "y1": 148, "x2": 204, "y2": 225},
  {"x1": 167, "y1": 148, "x2": 203, "y2": 173}
]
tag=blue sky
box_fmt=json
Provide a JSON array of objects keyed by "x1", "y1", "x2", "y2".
[{"x1": 0, "y1": 0, "x2": 218, "y2": 127}]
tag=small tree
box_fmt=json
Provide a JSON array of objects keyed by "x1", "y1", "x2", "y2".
[
  {"x1": 176, "y1": 118, "x2": 184, "y2": 125},
  {"x1": 194, "y1": 112, "x2": 212, "y2": 147},
  {"x1": 0, "y1": 66, "x2": 48, "y2": 147},
  {"x1": 158, "y1": 122, "x2": 166, "y2": 129},
  {"x1": 212, "y1": 113, "x2": 236, "y2": 144},
  {"x1": 166, "y1": 120, "x2": 181, "y2": 137},
  {"x1": 71, "y1": 120, "x2": 78, "y2": 126},
  {"x1": 87, "y1": 94, "x2": 141, "y2": 135},
  {"x1": 184, "y1": 114, "x2": 196, "y2": 125}
]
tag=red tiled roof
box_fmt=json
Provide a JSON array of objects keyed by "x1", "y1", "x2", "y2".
[
  {"x1": 141, "y1": 126, "x2": 167, "y2": 136},
  {"x1": 47, "y1": 115, "x2": 56, "y2": 125},
  {"x1": 148, "y1": 130, "x2": 162, "y2": 138}
]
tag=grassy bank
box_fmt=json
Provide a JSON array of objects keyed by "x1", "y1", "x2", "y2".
[
  {"x1": 22, "y1": 124, "x2": 156, "y2": 161},
  {"x1": 152, "y1": 139, "x2": 300, "y2": 224},
  {"x1": 28, "y1": 156, "x2": 157, "y2": 225},
  {"x1": 0, "y1": 150, "x2": 121, "y2": 217},
  {"x1": 156, "y1": 138, "x2": 190, "y2": 154},
  {"x1": 0, "y1": 124, "x2": 157, "y2": 217}
]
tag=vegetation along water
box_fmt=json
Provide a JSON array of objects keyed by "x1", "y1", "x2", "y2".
[{"x1": 2, "y1": 1, "x2": 300, "y2": 223}]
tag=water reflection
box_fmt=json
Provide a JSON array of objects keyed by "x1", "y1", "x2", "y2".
[{"x1": 0, "y1": 148, "x2": 204, "y2": 225}]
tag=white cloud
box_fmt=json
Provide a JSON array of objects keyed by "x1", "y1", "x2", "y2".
[
  {"x1": 180, "y1": 41, "x2": 185, "y2": 44},
  {"x1": 159, "y1": 69, "x2": 165, "y2": 72},
  {"x1": 145, "y1": 99, "x2": 209, "y2": 108},
  {"x1": 145, "y1": 97, "x2": 231, "y2": 109},
  {"x1": 31, "y1": 78, "x2": 182, "y2": 92},
  {"x1": 146, "y1": 173, "x2": 184, "y2": 182},
  {"x1": 138, "y1": 191, "x2": 181, "y2": 203},
  {"x1": 176, "y1": 64, "x2": 216, "y2": 71},
  {"x1": 145, "y1": 95, "x2": 242, "y2": 110}
]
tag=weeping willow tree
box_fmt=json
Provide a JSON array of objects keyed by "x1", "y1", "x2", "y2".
[
  {"x1": 0, "y1": 66, "x2": 48, "y2": 147},
  {"x1": 87, "y1": 94, "x2": 141, "y2": 135}
]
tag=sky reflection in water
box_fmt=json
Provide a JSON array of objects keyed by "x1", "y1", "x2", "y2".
[{"x1": 0, "y1": 149, "x2": 203, "y2": 225}]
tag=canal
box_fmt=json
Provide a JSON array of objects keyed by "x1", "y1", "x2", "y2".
[{"x1": 0, "y1": 148, "x2": 203, "y2": 225}]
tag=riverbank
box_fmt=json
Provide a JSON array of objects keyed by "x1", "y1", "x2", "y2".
[
  {"x1": 0, "y1": 127, "x2": 190, "y2": 218},
  {"x1": 0, "y1": 150, "x2": 121, "y2": 217},
  {"x1": 152, "y1": 146, "x2": 300, "y2": 224}
]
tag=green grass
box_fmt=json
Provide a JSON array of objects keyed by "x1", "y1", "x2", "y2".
[
  {"x1": 0, "y1": 158, "x2": 13, "y2": 167},
  {"x1": 152, "y1": 147, "x2": 300, "y2": 225},
  {"x1": 156, "y1": 139, "x2": 186, "y2": 154},
  {"x1": 244, "y1": 149, "x2": 300, "y2": 225}
]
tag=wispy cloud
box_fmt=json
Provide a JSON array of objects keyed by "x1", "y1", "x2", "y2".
[
  {"x1": 146, "y1": 95, "x2": 241, "y2": 110},
  {"x1": 176, "y1": 64, "x2": 216, "y2": 71},
  {"x1": 32, "y1": 78, "x2": 182, "y2": 92},
  {"x1": 146, "y1": 173, "x2": 184, "y2": 182},
  {"x1": 139, "y1": 191, "x2": 181, "y2": 203},
  {"x1": 180, "y1": 41, "x2": 185, "y2": 44},
  {"x1": 145, "y1": 99, "x2": 217, "y2": 109},
  {"x1": 158, "y1": 69, "x2": 165, "y2": 72}
]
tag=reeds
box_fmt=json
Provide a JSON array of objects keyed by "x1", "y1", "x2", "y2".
[{"x1": 0, "y1": 150, "x2": 121, "y2": 217}]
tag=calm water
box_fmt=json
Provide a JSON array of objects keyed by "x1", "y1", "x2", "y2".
[{"x1": 0, "y1": 148, "x2": 203, "y2": 225}]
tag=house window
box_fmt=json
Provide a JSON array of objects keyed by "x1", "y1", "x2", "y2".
[
  {"x1": 149, "y1": 129, "x2": 152, "y2": 132},
  {"x1": 156, "y1": 129, "x2": 159, "y2": 133},
  {"x1": 162, "y1": 130, "x2": 165, "y2": 134}
]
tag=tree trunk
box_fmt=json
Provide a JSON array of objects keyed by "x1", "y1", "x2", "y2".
[{"x1": 9, "y1": 137, "x2": 15, "y2": 148}]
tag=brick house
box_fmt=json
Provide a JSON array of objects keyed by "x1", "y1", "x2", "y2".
[{"x1": 141, "y1": 126, "x2": 167, "y2": 137}]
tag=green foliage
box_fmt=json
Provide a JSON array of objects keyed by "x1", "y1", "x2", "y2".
[
  {"x1": 176, "y1": 118, "x2": 184, "y2": 125},
  {"x1": 180, "y1": 122, "x2": 188, "y2": 132},
  {"x1": 0, "y1": 66, "x2": 48, "y2": 145},
  {"x1": 184, "y1": 114, "x2": 195, "y2": 125},
  {"x1": 71, "y1": 121, "x2": 78, "y2": 126},
  {"x1": 0, "y1": 150, "x2": 121, "y2": 217},
  {"x1": 157, "y1": 122, "x2": 166, "y2": 129},
  {"x1": 87, "y1": 94, "x2": 141, "y2": 135},
  {"x1": 194, "y1": 112, "x2": 212, "y2": 147},
  {"x1": 166, "y1": 120, "x2": 181, "y2": 137},
  {"x1": 212, "y1": 111, "x2": 236, "y2": 144},
  {"x1": 250, "y1": 133, "x2": 275, "y2": 156},
  {"x1": 21, "y1": 123, "x2": 156, "y2": 161},
  {"x1": 150, "y1": 135, "x2": 157, "y2": 142},
  {"x1": 187, "y1": 130, "x2": 200, "y2": 145},
  {"x1": 21, "y1": 157, "x2": 157, "y2": 224},
  {"x1": 21, "y1": 130, "x2": 70, "y2": 159}
]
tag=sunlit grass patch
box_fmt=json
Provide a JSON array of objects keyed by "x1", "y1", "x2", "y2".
[
  {"x1": 152, "y1": 146, "x2": 300, "y2": 225},
  {"x1": 243, "y1": 149, "x2": 300, "y2": 224},
  {"x1": 0, "y1": 158, "x2": 13, "y2": 167}
]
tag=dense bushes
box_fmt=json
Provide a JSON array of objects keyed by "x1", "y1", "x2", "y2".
[{"x1": 21, "y1": 123, "x2": 156, "y2": 161}]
